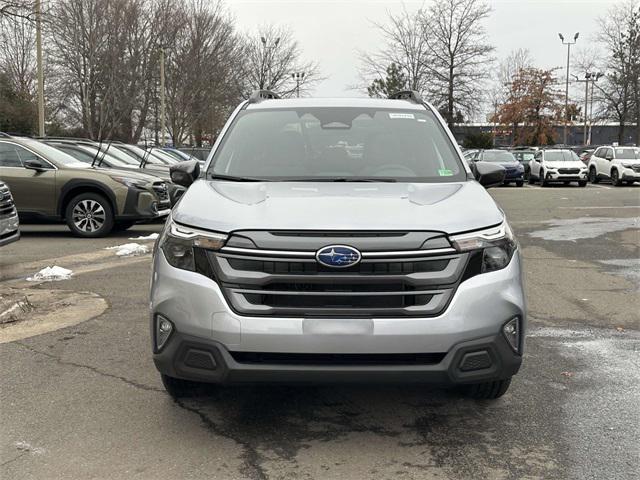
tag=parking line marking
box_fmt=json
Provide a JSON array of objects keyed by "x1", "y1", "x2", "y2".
[{"x1": 587, "y1": 184, "x2": 612, "y2": 189}]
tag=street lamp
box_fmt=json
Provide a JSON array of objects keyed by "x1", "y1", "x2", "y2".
[
  {"x1": 588, "y1": 71, "x2": 604, "y2": 145},
  {"x1": 291, "y1": 72, "x2": 305, "y2": 97},
  {"x1": 559, "y1": 32, "x2": 579, "y2": 145}
]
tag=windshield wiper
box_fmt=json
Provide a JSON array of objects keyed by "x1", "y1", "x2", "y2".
[
  {"x1": 282, "y1": 177, "x2": 397, "y2": 183},
  {"x1": 209, "y1": 174, "x2": 265, "y2": 182}
]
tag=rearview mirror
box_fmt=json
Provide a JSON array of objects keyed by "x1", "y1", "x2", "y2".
[
  {"x1": 170, "y1": 160, "x2": 200, "y2": 188},
  {"x1": 474, "y1": 161, "x2": 506, "y2": 188}
]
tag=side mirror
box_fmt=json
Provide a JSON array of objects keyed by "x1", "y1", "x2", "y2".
[
  {"x1": 605, "y1": 154, "x2": 613, "y2": 161},
  {"x1": 170, "y1": 160, "x2": 200, "y2": 188},
  {"x1": 24, "y1": 160, "x2": 48, "y2": 172},
  {"x1": 474, "y1": 161, "x2": 506, "y2": 188}
]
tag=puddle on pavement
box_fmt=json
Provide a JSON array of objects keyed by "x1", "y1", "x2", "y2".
[{"x1": 528, "y1": 217, "x2": 639, "y2": 241}]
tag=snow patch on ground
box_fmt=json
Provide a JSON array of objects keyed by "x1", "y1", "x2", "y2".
[
  {"x1": 15, "y1": 441, "x2": 45, "y2": 455},
  {"x1": 105, "y1": 243, "x2": 149, "y2": 256},
  {"x1": 26, "y1": 266, "x2": 73, "y2": 282},
  {"x1": 528, "y1": 217, "x2": 639, "y2": 241},
  {"x1": 128, "y1": 233, "x2": 159, "y2": 241}
]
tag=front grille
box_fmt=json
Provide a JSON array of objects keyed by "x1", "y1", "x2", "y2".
[
  {"x1": 206, "y1": 231, "x2": 467, "y2": 318},
  {"x1": 152, "y1": 182, "x2": 169, "y2": 202},
  {"x1": 0, "y1": 183, "x2": 17, "y2": 218},
  {"x1": 230, "y1": 351, "x2": 446, "y2": 366},
  {"x1": 558, "y1": 168, "x2": 580, "y2": 174}
]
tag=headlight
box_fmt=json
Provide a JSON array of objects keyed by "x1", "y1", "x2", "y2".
[
  {"x1": 111, "y1": 176, "x2": 148, "y2": 188},
  {"x1": 158, "y1": 219, "x2": 227, "y2": 271},
  {"x1": 449, "y1": 222, "x2": 517, "y2": 273},
  {"x1": 621, "y1": 162, "x2": 633, "y2": 168}
]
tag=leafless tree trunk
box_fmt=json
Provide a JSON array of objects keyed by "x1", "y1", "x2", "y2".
[
  {"x1": 422, "y1": 0, "x2": 495, "y2": 126},
  {"x1": 358, "y1": 8, "x2": 432, "y2": 94}
]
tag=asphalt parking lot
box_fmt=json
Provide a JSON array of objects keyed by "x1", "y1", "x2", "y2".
[{"x1": 1, "y1": 182, "x2": 639, "y2": 480}]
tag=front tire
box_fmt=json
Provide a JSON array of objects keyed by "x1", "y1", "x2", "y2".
[
  {"x1": 516, "y1": 180, "x2": 524, "y2": 187},
  {"x1": 540, "y1": 170, "x2": 548, "y2": 187},
  {"x1": 589, "y1": 167, "x2": 599, "y2": 183},
  {"x1": 465, "y1": 378, "x2": 512, "y2": 400},
  {"x1": 65, "y1": 193, "x2": 114, "y2": 237},
  {"x1": 611, "y1": 169, "x2": 622, "y2": 186},
  {"x1": 579, "y1": 181, "x2": 587, "y2": 187}
]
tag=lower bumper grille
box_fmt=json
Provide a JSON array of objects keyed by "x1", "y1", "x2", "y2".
[{"x1": 230, "y1": 351, "x2": 447, "y2": 366}]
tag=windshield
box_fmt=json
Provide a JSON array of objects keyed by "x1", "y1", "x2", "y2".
[
  {"x1": 21, "y1": 138, "x2": 88, "y2": 167},
  {"x1": 114, "y1": 145, "x2": 164, "y2": 165},
  {"x1": 482, "y1": 151, "x2": 516, "y2": 163},
  {"x1": 545, "y1": 150, "x2": 581, "y2": 162},
  {"x1": 75, "y1": 145, "x2": 134, "y2": 168},
  {"x1": 208, "y1": 107, "x2": 466, "y2": 182},
  {"x1": 615, "y1": 148, "x2": 639, "y2": 159},
  {"x1": 513, "y1": 152, "x2": 535, "y2": 162},
  {"x1": 150, "y1": 148, "x2": 180, "y2": 164}
]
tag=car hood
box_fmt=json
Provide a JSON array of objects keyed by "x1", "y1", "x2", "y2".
[
  {"x1": 172, "y1": 180, "x2": 504, "y2": 234},
  {"x1": 95, "y1": 167, "x2": 163, "y2": 183},
  {"x1": 545, "y1": 161, "x2": 585, "y2": 169},
  {"x1": 494, "y1": 161, "x2": 522, "y2": 168}
]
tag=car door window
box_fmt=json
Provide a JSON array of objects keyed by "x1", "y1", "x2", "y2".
[
  {"x1": 0, "y1": 143, "x2": 24, "y2": 167},
  {"x1": 14, "y1": 145, "x2": 54, "y2": 169},
  {"x1": 594, "y1": 147, "x2": 604, "y2": 157}
]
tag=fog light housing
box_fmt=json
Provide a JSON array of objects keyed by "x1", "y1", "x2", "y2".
[
  {"x1": 502, "y1": 317, "x2": 521, "y2": 354},
  {"x1": 155, "y1": 314, "x2": 173, "y2": 352}
]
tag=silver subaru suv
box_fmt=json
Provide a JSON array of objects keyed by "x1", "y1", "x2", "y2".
[{"x1": 151, "y1": 91, "x2": 525, "y2": 400}]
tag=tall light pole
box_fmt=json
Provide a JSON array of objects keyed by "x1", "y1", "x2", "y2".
[
  {"x1": 35, "y1": 0, "x2": 45, "y2": 136},
  {"x1": 588, "y1": 72, "x2": 604, "y2": 145},
  {"x1": 291, "y1": 72, "x2": 305, "y2": 97},
  {"x1": 261, "y1": 36, "x2": 280, "y2": 90},
  {"x1": 572, "y1": 73, "x2": 590, "y2": 145},
  {"x1": 159, "y1": 47, "x2": 165, "y2": 146},
  {"x1": 559, "y1": 32, "x2": 579, "y2": 145}
]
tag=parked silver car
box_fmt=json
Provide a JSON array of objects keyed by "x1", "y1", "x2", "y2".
[
  {"x1": 0, "y1": 181, "x2": 20, "y2": 246},
  {"x1": 150, "y1": 91, "x2": 525, "y2": 400}
]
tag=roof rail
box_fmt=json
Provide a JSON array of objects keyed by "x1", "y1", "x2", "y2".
[
  {"x1": 248, "y1": 89, "x2": 281, "y2": 103},
  {"x1": 389, "y1": 90, "x2": 424, "y2": 104}
]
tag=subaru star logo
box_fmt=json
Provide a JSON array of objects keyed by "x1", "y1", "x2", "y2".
[{"x1": 316, "y1": 245, "x2": 361, "y2": 268}]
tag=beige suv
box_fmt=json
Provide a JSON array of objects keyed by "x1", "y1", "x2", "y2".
[{"x1": 0, "y1": 136, "x2": 170, "y2": 237}]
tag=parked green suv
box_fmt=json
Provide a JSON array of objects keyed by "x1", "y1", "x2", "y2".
[{"x1": 0, "y1": 136, "x2": 171, "y2": 237}]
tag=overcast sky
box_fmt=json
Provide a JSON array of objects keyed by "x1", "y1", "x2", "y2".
[{"x1": 227, "y1": 0, "x2": 613, "y2": 99}]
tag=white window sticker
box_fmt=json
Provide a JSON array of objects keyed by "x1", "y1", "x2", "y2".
[{"x1": 389, "y1": 113, "x2": 415, "y2": 119}]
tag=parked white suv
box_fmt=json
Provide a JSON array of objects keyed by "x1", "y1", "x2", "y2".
[
  {"x1": 588, "y1": 145, "x2": 640, "y2": 186},
  {"x1": 528, "y1": 149, "x2": 588, "y2": 187}
]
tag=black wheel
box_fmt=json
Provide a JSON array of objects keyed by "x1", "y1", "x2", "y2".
[
  {"x1": 589, "y1": 167, "x2": 599, "y2": 183},
  {"x1": 540, "y1": 170, "x2": 548, "y2": 187},
  {"x1": 528, "y1": 173, "x2": 535, "y2": 184},
  {"x1": 161, "y1": 374, "x2": 202, "y2": 399},
  {"x1": 465, "y1": 377, "x2": 512, "y2": 400},
  {"x1": 516, "y1": 180, "x2": 524, "y2": 187},
  {"x1": 579, "y1": 181, "x2": 587, "y2": 187},
  {"x1": 611, "y1": 169, "x2": 622, "y2": 186},
  {"x1": 626, "y1": 180, "x2": 636, "y2": 186},
  {"x1": 113, "y1": 221, "x2": 135, "y2": 231},
  {"x1": 65, "y1": 192, "x2": 114, "y2": 237}
]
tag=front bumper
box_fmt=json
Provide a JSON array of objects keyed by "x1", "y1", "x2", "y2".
[
  {"x1": 118, "y1": 187, "x2": 171, "y2": 221},
  {"x1": 545, "y1": 170, "x2": 588, "y2": 182},
  {"x1": 0, "y1": 213, "x2": 20, "y2": 246},
  {"x1": 150, "y1": 249, "x2": 526, "y2": 385},
  {"x1": 621, "y1": 167, "x2": 640, "y2": 181}
]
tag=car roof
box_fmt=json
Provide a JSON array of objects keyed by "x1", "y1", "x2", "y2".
[{"x1": 244, "y1": 97, "x2": 430, "y2": 111}]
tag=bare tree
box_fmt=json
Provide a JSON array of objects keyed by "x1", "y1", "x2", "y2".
[
  {"x1": 240, "y1": 24, "x2": 322, "y2": 98},
  {"x1": 358, "y1": 8, "x2": 432, "y2": 95},
  {"x1": 596, "y1": 0, "x2": 640, "y2": 144},
  {"x1": 0, "y1": 0, "x2": 35, "y2": 21},
  {"x1": 422, "y1": 0, "x2": 495, "y2": 125},
  {"x1": 164, "y1": 0, "x2": 243, "y2": 145},
  {"x1": 0, "y1": 14, "x2": 36, "y2": 96}
]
